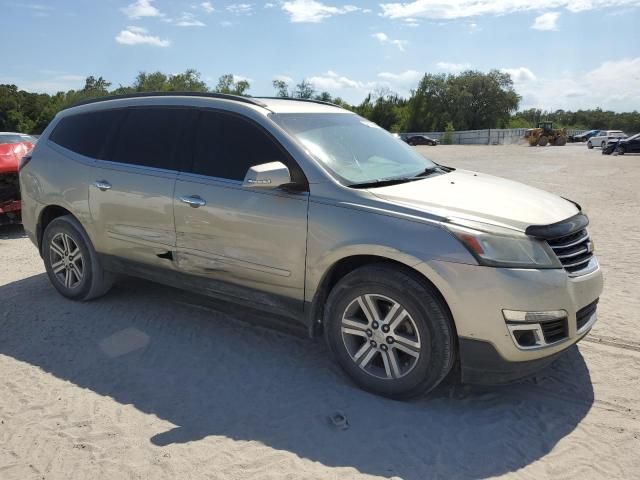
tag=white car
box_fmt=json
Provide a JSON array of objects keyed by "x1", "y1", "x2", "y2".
[{"x1": 587, "y1": 130, "x2": 627, "y2": 149}]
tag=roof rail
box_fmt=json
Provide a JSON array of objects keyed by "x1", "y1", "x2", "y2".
[
  {"x1": 68, "y1": 92, "x2": 268, "y2": 109},
  {"x1": 256, "y1": 97, "x2": 346, "y2": 110}
]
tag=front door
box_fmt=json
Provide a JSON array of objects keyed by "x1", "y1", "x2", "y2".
[{"x1": 173, "y1": 109, "x2": 309, "y2": 316}]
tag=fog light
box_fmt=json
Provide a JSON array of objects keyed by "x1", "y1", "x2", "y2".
[{"x1": 503, "y1": 309, "x2": 569, "y2": 350}]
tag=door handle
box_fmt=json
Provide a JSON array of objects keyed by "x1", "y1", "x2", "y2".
[
  {"x1": 94, "y1": 180, "x2": 112, "y2": 191},
  {"x1": 179, "y1": 195, "x2": 206, "y2": 208}
]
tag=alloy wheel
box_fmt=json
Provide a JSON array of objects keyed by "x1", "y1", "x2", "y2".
[
  {"x1": 341, "y1": 294, "x2": 422, "y2": 380},
  {"x1": 49, "y1": 232, "x2": 84, "y2": 289}
]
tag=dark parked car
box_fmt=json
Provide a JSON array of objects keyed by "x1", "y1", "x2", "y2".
[
  {"x1": 569, "y1": 130, "x2": 600, "y2": 143},
  {"x1": 602, "y1": 133, "x2": 640, "y2": 155},
  {"x1": 405, "y1": 135, "x2": 439, "y2": 146}
]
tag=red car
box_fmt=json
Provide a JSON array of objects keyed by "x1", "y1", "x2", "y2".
[{"x1": 1, "y1": 133, "x2": 36, "y2": 225}]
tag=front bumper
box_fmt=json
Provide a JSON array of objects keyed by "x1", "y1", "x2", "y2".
[
  {"x1": 458, "y1": 337, "x2": 575, "y2": 384},
  {"x1": 415, "y1": 258, "x2": 603, "y2": 379}
]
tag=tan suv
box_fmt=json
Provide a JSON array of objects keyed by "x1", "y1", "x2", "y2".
[{"x1": 19, "y1": 93, "x2": 603, "y2": 398}]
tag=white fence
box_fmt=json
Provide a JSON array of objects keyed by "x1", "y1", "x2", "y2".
[{"x1": 400, "y1": 129, "x2": 588, "y2": 145}]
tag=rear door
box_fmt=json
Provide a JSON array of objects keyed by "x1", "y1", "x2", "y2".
[
  {"x1": 89, "y1": 106, "x2": 194, "y2": 267},
  {"x1": 173, "y1": 109, "x2": 309, "y2": 315}
]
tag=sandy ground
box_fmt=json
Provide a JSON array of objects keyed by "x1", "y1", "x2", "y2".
[{"x1": 1, "y1": 144, "x2": 639, "y2": 480}]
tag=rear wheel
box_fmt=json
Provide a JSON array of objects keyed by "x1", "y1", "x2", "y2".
[
  {"x1": 43, "y1": 215, "x2": 114, "y2": 301},
  {"x1": 324, "y1": 264, "x2": 456, "y2": 399},
  {"x1": 601, "y1": 141, "x2": 606, "y2": 149}
]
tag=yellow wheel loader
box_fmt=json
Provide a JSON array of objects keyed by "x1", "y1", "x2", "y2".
[{"x1": 524, "y1": 121, "x2": 567, "y2": 146}]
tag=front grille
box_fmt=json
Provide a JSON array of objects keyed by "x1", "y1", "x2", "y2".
[
  {"x1": 540, "y1": 318, "x2": 568, "y2": 344},
  {"x1": 547, "y1": 228, "x2": 594, "y2": 274},
  {"x1": 576, "y1": 299, "x2": 599, "y2": 331}
]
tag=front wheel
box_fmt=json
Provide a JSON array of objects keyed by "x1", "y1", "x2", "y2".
[
  {"x1": 43, "y1": 215, "x2": 114, "y2": 301},
  {"x1": 617, "y1": 146, "x2": 625, "y2": 155},
  {"x1": 601, "y1": 141, "x2": 606, "y2": 149},
  {"x1": 324, "y1": 264, "x2": 456, "y2": 399},
  {"x1": 587, "y1": 141, "x2": 593, "y2": 149}
]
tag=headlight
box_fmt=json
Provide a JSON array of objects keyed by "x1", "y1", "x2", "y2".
[{"x1": 446, "y1": 223, "x2": 561, "y2": 269}]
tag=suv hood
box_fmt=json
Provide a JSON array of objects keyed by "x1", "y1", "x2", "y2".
[{"x1": 368, "y1": 169, "x2": 579, "y2": 232}]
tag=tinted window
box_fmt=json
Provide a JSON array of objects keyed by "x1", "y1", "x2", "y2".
[
  {"x1": 50, "y1": 110, "x2": 123, "y2": 159},
  {"x1": 192, "y1": 111, "x2": 287, "y2": 181},
  {"x1": 111, "y1": 108, "x2": 190, "y2": 170}
]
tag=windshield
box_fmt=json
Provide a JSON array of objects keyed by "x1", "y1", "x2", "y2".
[{"x1": 271, "y1": 113, "x2": 437, "y2": 185}]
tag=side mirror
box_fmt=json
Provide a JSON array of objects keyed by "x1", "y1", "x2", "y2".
[{"x1": 242, "y1": 161, "x2": 292, "y2": 189}]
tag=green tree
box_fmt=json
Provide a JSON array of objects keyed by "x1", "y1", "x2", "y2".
[
  {"x1": 442, "y1": 122, "x2": 455, "y2": 144},
  {"x1": 166, "y1": 69, "x2": 208, "y2": 92},
  {"x1": 272, "y1": 79, "x2": 289, "y2": 97},
  {"x1": 215, "y1": 74, "x2": 250, "y2": 95},
  {"x1": 293, "y1": 79, "x2": 315, "y2": 99}
]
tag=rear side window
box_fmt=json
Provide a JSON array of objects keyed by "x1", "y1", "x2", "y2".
[
  {"x1": 50, "y1": 110, "x2": 123, "y2": 159},
  {"x1": 111, "y1": 108, "x2": 190, "y2": 170},
  {"x1": 191, "y1": 110, "x2": 287, "y2": 181}
]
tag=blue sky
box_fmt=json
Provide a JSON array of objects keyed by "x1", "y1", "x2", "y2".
[{"x1": 2, "y1": 0, "x2": 639, "y2": 111}]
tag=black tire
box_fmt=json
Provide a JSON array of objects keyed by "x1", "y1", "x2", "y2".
[
  {"x1": 324, "y1": 264, "x2": 456, "y2": 399},
  {"x1": 587, "y1": 141, "x2": 593, "y2": 149},
  {"x1": 42, "y1": 215, "x2": 114, "y2": 301},
  {"x1": 601, "y1": 141, "x2": 606, "y2": 149},
  {"x1": 617, "y1": 146, "x2": 625, "y2": 155}
]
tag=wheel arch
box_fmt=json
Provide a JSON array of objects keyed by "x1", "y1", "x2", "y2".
[
  {"x1": 306, "y1": 254, "x2": 457, "y2": 341},
  {"x1": 36, "y1": 205, "x2": 74, "y2": 254}
]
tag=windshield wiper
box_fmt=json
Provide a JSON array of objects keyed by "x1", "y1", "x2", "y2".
[
  {"x1": 411, "y1": 166, "x2": 440, "y2": 178},
  {"x1": 349, "y1": 177, "x2": 417, "y2": 189},
  {"x1": 349, "y1": 166, "x2": 444, "y2": 189}
]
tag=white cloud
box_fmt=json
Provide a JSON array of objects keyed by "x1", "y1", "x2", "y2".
[
  {"x1": 377, "y1": 70, "x2": 422, "y2": 88},
  {"x1": 515, "y1": 57, "x2": 640, "y2": 111},
  {"x1": 379, "y1": 0, "x2": 640, "y2": 20},
  {"x1": 372, "y1": 32, "x2": 408, "y2": 51},
  {"x1": 232, "y1": 74, "x2": 253, "y2": 83},
  {"x1": 501, "y1": 67, "x2": 537, "y2": 82},
  {"x1": 227, "y1": 3, "x2": 254, "y2": 15},
  {"x1": 115, "y1": 26, "x2": 170, "y2": 47},
  {"x1": 274, "y1": 74, "x2": 294, "y2": 83},
  {"x1": 306, "y1": 70, "x2": 422, "y2": 100},
  {"x1": 264, "y1": 2, "x2": 276, "y2": 7},
  {"x1": 532, "y1": 11, "x2": 560, "y2": 30},
  {"x1": 121, "y1": 0, "x2": 162, "y2": 19},
  {"x1": 281, "y1": 0, "x2": 359, "y2": 23},
  {"x1": 174, "y1": 12, "x2": 206, "y2": 26},
  {"x1": 220, "y1": 20, "x2": 233, "y2": 26},
  {"x1": 4, "y1": 73, "x2": 85, "y2": 94},
  {"x1": 201, "y1": 1, "x2": 215, "y2": 13},
  {"x1": 436, "y1": 61, "x2": 472, "y2": 72},
  {"x1": 307, "y1": 70, "x2": 375, "y2": 91}
]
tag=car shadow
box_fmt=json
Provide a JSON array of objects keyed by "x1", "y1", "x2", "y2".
[
  {"x1": 0, "y1": 224, "x2": 26, "y2": 240},
  {"x1": 0, "y1": 273, "x2": 595, "y2": 479}
]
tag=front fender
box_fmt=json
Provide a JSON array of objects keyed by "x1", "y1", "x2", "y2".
[{"x1": 305, "y1": 199, "x2": 476, "y2": 304}]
